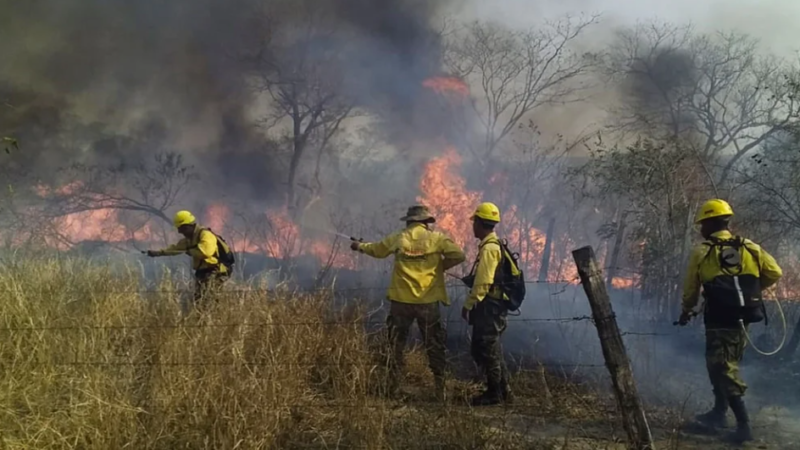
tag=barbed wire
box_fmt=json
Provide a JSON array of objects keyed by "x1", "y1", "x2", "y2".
[
  {"x1": 0, "y1": 316, "x2": 597, "y2": 331},
  {"x1": 0, "y1": 278, "x2": 583, "y2": 296}
]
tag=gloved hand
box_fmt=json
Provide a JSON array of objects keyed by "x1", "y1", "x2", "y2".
[
  {"x1": 461, "y1": 307, "x2": 470, "y2": 322},
  {"x1": 677, "y1": 311, "x2": 692, "y2": 326},
  {"x1": 349, "y1": 241, "x2": 360, "y2": 251},
  {"x1": 143, "y1": 250, "x2": 159, "y2": 257}
]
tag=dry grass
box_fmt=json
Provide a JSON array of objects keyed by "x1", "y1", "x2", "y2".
[{"x1": 0, "y1": 257, "x2": 761, "y2": 449}]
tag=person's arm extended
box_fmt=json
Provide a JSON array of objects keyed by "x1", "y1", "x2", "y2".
[
  {"x1": 358, "y1": 233, "x2": 397, "y2": 259},
  {"x1": 152, "y1": 238, "x2": 190, "y2": 256}
]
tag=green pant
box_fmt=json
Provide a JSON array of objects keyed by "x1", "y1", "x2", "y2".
[
  {"x1": 470, "y1": 299, "x2": 509, "y2": 391},
  {"x1": 386, "y1": 301, "x2": 446, "y2": 384},
  {"x1": 705, "y1": 327, "x2": 747, "y2": 398},
  {"x1": 193, "y1": 268, "x2": 227, "y2": 309}
]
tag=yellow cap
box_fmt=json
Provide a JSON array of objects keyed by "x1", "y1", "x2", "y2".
[
  {"x1": 695, "y1": 199, "x2": 733, "y2": 224},
  {"x1": 472, "y1": 202, "x2": 501, "y2": 223},
  {"x1": 173, "y1": 210, "x2": 197, "y2": 228}
]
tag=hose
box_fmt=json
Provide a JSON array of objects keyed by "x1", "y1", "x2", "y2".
[{"x1": 741, "y1": 297, "x2": 787, "y2": 356}]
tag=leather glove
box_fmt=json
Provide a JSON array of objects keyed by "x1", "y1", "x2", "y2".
[
  {"x1": 349, "y1": 241, "x2": 360, "y2": 251},
  {"x1": 677, "y1": 311, "x2": 692, "y2": 326}
]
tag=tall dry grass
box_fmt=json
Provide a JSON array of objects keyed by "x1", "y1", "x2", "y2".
[
  {"x1": 0, "y1": 257, "x2": 759, "y2": 449},
  {"x1": 0, "y1": 257, "x2": 571, "y2": 449}
]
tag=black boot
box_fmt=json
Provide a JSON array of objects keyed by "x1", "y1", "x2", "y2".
[
  {"x1": 728, "y1": 396, "x2": 753, "y2": 443},
  {"x1": 499, "y1": 375, "x2": 514, "y2": 405},
  {"x1": 695, "y1": 390, "x2": 729, "y2": 429},
  {"x1": 471, "y1": 380, "x2": 502, "y2": 406}
]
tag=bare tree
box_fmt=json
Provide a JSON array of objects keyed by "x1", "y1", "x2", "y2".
[
  {"x1": 498, "y1": 121, "x2": 579, "y2": 280},
  {"x1": 33, "y1": 152, "x2": 196, "y2": 247},
  {"x1": 607, "y1": 21, "x2": 800, "y2": 184},
  {"x1": 444, "y1": 15, "x2": 599, "y2": 166},
  {"x1": 242, "y1": 1, "x2": 357, "y2": 215},
  {"x1": 572, "y1": 137, "x2": 713, "y2": 318}
]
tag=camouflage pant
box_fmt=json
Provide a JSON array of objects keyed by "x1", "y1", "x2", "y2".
[
  {"x1": 470, "y1": 299, "x2": 509, "y2": 390},
  {"x1": 386, "y1": 301, "x2": 447, "y2": 385},
  {"x1": 706, "y1": 327, "x2": 747, "y2": 398},
  {"x1": 193, "y1": 268, "x2": 227, "y2": 310}
]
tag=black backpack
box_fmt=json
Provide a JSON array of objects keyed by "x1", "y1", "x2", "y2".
[
  {"x1": 201, "y1": 228, "x2": 236, "y2": 274},
  {"x1": 467, "y1": 238, "x2": 526, "y2": 311},
  {"x1": 702, "y1": 236, "x2": 764, "y2": 324},
  {"x1": 494, "y1": 238, "x2": 526, "y2": 311}
]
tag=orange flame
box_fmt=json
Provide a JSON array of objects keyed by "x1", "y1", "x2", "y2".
[
  {"x1": 415, "y1": 146, "x2": 578, "y2": 282},
  {"x1": 418, "y1": 146, "x2": 481, "y2": 251},
  {"x1": 422, "y1": 76, "x2": 469, "y2": 97},
  {"x1": 611, "y1": 276, "x2": 638, "y2": 290}
]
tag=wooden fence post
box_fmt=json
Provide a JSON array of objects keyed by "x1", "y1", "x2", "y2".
[{"x1": 572, "y1": 245, "x2": 655, "y2": 450}]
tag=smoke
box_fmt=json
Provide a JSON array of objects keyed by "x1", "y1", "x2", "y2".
[
  {"x1": 0, "y1": 0, "x2": 454, "y2": 195},
  {"x1": 622, "y1": 45, "x2": 699, "y2": 134}
]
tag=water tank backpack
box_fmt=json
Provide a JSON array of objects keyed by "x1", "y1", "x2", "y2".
[{"x1": 701, "y1": 236, "x2": 764, "y2": 325}]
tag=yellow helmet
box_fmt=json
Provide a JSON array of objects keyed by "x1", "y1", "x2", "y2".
[
  {"x1": 695, "y1": 199, "x2": 733, "y2": 224},
  {"x1": 173, "y1": 210, "x2": 197, "y2": 228},
  {"x1": 472, "y1": 202, "x2": 501, "y2": 223}
]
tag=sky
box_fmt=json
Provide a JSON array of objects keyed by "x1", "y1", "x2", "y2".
[{"x1": 459, "y1": 0, "x2": 800, "y2": 57}]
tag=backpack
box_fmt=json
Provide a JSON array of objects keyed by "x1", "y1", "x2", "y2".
[
  {"x1": 470, "y1": 237, "x2": 526, "y2": 312},
  {"x1": 201, "y1": 228, "x2": 236, "y2": 274},
  {"x1": 701, "y1": 236, "x2": 765, "y2": 325}
]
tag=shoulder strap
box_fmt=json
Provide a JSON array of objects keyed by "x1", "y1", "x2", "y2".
[
  {"x1": 737, "y1": 236, "x2": 760, "y2": 270},
  {"x1": 469, "y1": 237, "x2": 500, "y2": 276},
  {"x1": 479, "y1": 237, "x2": 501, "y2": 249}
]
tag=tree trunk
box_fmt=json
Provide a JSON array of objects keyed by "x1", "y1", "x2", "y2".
[
  {"x1": 287, "y1": 110, "x2": 307, "y2": 214},
  {"x1": 538, "y1": 218, "x2": 556, "y2": 282},
  {"x1": 606, "y1": 212, "x2": 627, "y2": 287}
]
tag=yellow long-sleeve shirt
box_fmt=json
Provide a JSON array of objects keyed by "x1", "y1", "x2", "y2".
[
  {"x1": 464, "y1": 232, "x2": 504, "y2": 311},
  {"x1": 358, "y1": 223, "x2": 465, "y2": 305},
  {"x1": 681, "y1": 230, "x2": 782, "y2": 314},
  {"x1": 155, "y1": 226, "x2": 227, "y2": 274}
]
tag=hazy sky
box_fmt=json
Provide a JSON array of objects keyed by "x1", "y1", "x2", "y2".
[{"x1": 460, "y1": 0, "x2": 800, "y2": 57}]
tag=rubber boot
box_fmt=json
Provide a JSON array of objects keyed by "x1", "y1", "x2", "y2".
[
  {"x1": 695, "y1": 390, "x2": 729, "y2": 429},
  {"x1": 471, "y1": 380, "x2": 502, "y2": 406},
  {"x1": 728, "y1": 396, "x2": 754, "y2": 443}
]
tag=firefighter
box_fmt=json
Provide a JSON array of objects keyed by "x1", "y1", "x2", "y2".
[
  {"x1": 145, "y1": 210, "x2": 230, "y2": 309},
  {"x1": 351, "y1": 205, "x2": 466, "y2": 401},
  {"x1": 461, "y1": 202, "x2": 512, "y2": 406},
  {"x1": 680, "y1": 199, "x2": 782, "y2": 443}
]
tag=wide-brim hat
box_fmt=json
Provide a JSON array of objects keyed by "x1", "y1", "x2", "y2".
[{"x1": 400, "y1": 205, "x2": 436, "y2": 223}]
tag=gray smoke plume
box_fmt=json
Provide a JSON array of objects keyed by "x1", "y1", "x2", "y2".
[
  {"x1": 0, "y1": 0, "x2": 454, "y2": 195},
  {"x1": 622, "y1": 45, "x2": 699, "y2": 135}
]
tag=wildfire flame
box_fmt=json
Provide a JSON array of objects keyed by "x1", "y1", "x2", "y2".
[
  {"x1": 19, "y1": 72, "x2": 749, "y2": 296},
  {"x1": 422, "y1": 76, "x2": 470, "y2": 97}
]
